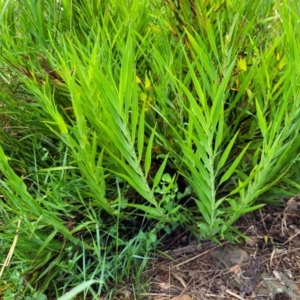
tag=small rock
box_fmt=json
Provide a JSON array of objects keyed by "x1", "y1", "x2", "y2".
[{"x1": 210, "y1": 244, "x2": 249, "y2": 268}]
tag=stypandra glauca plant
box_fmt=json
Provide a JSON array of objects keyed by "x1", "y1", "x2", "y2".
[
  {"x1": 148, "y1": 0, "x2": 300, "y2": 240},
  {"x1": 0, "y1": 0, "x2": 300, "y2": 298}
]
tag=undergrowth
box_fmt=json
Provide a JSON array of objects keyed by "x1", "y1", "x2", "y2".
[{"x1": 0, "y1": 0, "x2": 300, "y2": 298}]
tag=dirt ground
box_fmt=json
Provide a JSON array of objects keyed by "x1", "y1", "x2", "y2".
[{"x1": 117, "y1": 195, "x2": 300, "y2": 300}]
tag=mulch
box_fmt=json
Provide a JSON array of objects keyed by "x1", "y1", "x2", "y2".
[{"x1": 121, "y1": 195, "x2": 300, "y2": 300}]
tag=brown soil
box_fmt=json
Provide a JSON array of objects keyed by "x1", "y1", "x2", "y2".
[{"x1": 115, "y1": 195, "x2": 300, "y2": 300}]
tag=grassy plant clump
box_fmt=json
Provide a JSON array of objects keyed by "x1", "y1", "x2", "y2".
[{"x1": 0, "y1": 0, "x2": 300, "y2": 298}]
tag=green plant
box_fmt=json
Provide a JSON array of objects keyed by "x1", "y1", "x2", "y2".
[
  {"x1": 2, "y1": 268, "x2": 47, "y2": 300},
  {"x1": 0, "y1": 0, "x2": 300, "y2": 298}
]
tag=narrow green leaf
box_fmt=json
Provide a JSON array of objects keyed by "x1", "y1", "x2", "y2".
[
  {"x1": 145, "y1": 124, "x2": 157, "y2": 177},
  {"x1": 195, "y1": 201, "x2": 211, "y2": 224},
  {"x1": 219, "y1": 143, "x2": 250, "y2": 185},
  {"x1": 205, "y1": 19, "x2": 219, "y2": 61},
  {"x1": 152, "y1": 153, "x2": 169, "y2": 189},
  {"x1": 119, "y1": 32, "x2": 133, "y2": 123},
  {"x1": 255, "y1": 98, "x2": 268, "y2": 138},
  {"x1": 210, "y1": 58, "x2": 236, "y2": 131},
  {"x1": 214, "y1": 116, "x2": 224, "y2": 152},
  {"x1": 185, "y1": 30, "x2": 217, "y2": 81},
  {"x1": 216, "y1": 131, "x2": 239, "y2": 173},
  {"x1": 58, "y1": 280, "x2": 101, "y2": 300},
  {"x1": 0, "y1": 0, "x2": 10, "y2": 22},
  {"x1": 234, "y1": 204, "x2": 264, "y2": 215},
  {"x1": 137, "y1": 103, "x2": 145, "y2": 162},
  {"x1": 126, "y1": 203, "x2": 164, "y2": 218},
  {"x1": 35, "y1": 231, "x2": 58, "y2": 257}
]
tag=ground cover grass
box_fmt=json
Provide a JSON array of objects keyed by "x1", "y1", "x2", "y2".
[{"x1": 0, "y1": 0, "x2": 300, "y2": 298}]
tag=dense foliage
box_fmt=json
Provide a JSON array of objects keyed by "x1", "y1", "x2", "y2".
[{"x1": 0, "y1": 0, "x2": 299, "y2": 298}]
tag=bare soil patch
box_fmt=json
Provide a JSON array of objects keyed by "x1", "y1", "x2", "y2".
[{"x1": 121, "y1": 195, "x2": 300, "y2": 300}]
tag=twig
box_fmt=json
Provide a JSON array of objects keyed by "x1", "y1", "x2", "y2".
[
  {"x1": 283, "y1": 227, "x2": 300, "y2": 245},
  {"x1": 173, "y1": 242, "x2": 228, "y2": 268},
  {"x1": 225, "y1": 289, "x2": 245, "y2": 300},
  {"x1": 0, "y1": 218, "x2": 21, "y2": 279}
]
